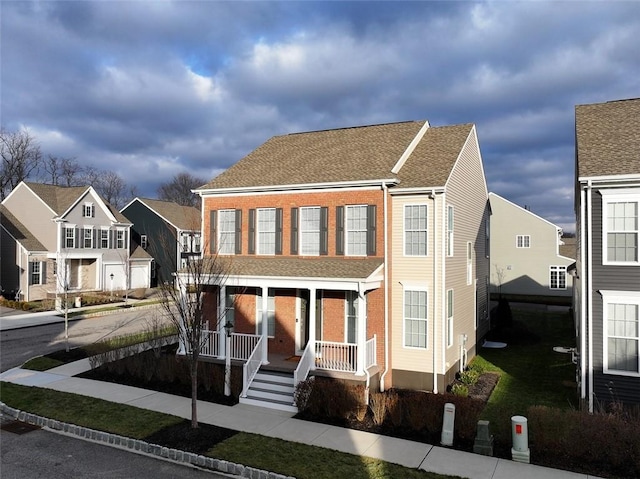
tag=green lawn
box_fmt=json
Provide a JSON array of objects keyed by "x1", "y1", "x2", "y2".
[
  {"x1": 473, "y1": 306, "x2": 578, "y2": 441},
  {"x1": 0, "y1": 382, "x2": 460, "y2": 479}
]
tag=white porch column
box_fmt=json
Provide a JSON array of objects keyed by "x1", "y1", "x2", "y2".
[
  {"x1": 261, "y1": 286, "x2": 269, "y2": 364},
  {"x1": 355, "y1": 285, "x2": 367, "y2": 376},
  {"x1": 308, "y1": 287, "x2": 317, "y2": 366},
  {"x1": 218, "y1": 285, "x2": 226, "y2": 358}
]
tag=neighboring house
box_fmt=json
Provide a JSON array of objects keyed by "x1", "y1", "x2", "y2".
[
  {"x1": 0, "y1": 181, "x2": 150, "y2": 302},
  {"x1": 574, "y1": 98, "x2": 640, "y2": 411},
  {"x1": 191, "y1": 120, "x2": 490, "y2": 410},
  {"x1": 489, "y1": 192, "x2": 574, "y2": 301},
  {"x1": 121, "y1": 198, "x2": 201, "y2": 286}
]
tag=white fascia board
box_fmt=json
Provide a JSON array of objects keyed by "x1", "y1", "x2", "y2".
[
  {"x1": 197, "y1": 179, "x2": 399, "y2": 197},
  {"x1": 391, "y1": 121, "x2": 431, "y2": 174},
  {"x1": 390, "y1": 187, "x2": 445, "y2": 196},
  {"x1": 120, "y1": 197, "x2": 139, "y2": 212}
]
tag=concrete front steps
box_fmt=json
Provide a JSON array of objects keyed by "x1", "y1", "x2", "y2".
[{"x1": 239, "y1": 369, "x2": 298, "y2": 413}]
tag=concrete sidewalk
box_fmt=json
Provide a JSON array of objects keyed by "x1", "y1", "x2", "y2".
[{"x1": 0, "y1": 363, "x2": 603, "y2": 479}]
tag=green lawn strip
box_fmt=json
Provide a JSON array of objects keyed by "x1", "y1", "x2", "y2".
[
  {"x1": 474, "y1": 308, "x2": 577, "y2": 439},
  {"x1": 0, "y1": 382, "x2": 461, "y2": 479},
  {"x1": 0, "y1": 382, "x2": 181, "y2": 438},
  {"x1": 209, "y1": 433, "x2": 462, "y2": 479},
  {"x1": 21, "y1": 356, "x2": 64, "y2": 371}
]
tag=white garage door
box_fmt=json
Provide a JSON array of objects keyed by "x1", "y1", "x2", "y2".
[{"x1": 130, "y1": 264, "x2": 150, "y2": 289}]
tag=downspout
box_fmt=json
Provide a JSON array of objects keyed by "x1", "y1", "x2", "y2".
[
  {"x1": 441, "y1": 194, "x2": 446, "y2": 380},
  {"x1": 359, "y1": 280, "x2": 371, "y2": 402},
  {"x1": 380, "y1": 182, "x2": 390, "y2": 391},
  {"x1": 579, "y1": 186, "x2": 587, "y2": 403},
  {"x1": 432, "y1": 189, "x2": 438, "y2": 394},
  {"x1": 586, "y1": 180, "x2": 594, "y2": 412}
]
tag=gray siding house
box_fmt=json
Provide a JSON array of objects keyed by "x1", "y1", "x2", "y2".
[
  {"x1": 1, "y1": 182, "x2": 150, "y2": 302},
  {"x1": 574, "y1": 98, "x2": 640, "y2": 410}
]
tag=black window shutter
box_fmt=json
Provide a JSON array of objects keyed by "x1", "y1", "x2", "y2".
[
  {"x1": 41, "y1": 261, "x2": 47, "y2": 285},
  {"x1": 93, "y1": 229, "x2": 98, "y2": 248},
  {"x1": 290, "y1": 207, "x2": 299, "y2": 255},
  {"x1": 235, "y1": 209, "x2": 242, "y2": 254},
  {"x1": 61, "y1": 227, "x2": 65, "y2": 249},
  {"x1": 76, "y1": 227, "x2": 82, "y2": 248},
  {"x1": 275, "y1": 208, "x2": 283, "y2": 255},
  {"x1": 320, "y1": 207, "x2": 328, "y2": 255},
  {"x1": 28, "y1": 263, "x2": 34, "y2": 285},
  {"x1": 248, "y1": 209, "x2": 256, "y2": 254},
  {"x1": 367, "y1": 205, "x2": 377, "y2": 256},
  {"x1": 336, "y1": 206, "x2": 345, "y2": 256},
  {"x1": 210, "y1": 210, "x2": 217, "y2": 254}
]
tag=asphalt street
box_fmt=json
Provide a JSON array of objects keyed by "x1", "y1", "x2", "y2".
[{"x1": 0, "y1": 417, "x2": 231, "y2": 479}]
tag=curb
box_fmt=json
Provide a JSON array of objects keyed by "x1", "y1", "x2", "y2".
[{"x1": 0, "y1": 402, "x2": 296, "y2": 479}]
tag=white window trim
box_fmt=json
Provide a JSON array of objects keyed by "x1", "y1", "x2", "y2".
[
  {"x1": 140, "y1": 234, "x2": 148, "y2": 249},
  {"x1": 181, "y1": 233, "x2": 191, "y2": 253},
  {"x1": 549, "y1": 265, "x2": 567, "y2": 290},
  {"x1": 402, "y1": 285, "x2": 429, "y2": 350},
  {"x1": 65, "y1": 225, "x2": 76, "y2": 249},
  {"x1": 516, "y1": 235, "x2": 530, "y2": 248},
  {"x1": 101, "y1": 228, "x2": 110, "y2": 249},
  {"x1": 83, "y1": 202, "x2": 94, "y2": 218},
  {"x1": 601, "y1": 190, "x2": 640, "y2": 266},
  {"x1": 218, "y1": 209, "x2": 236, "y2": 255},
  {"x1": 30, "y1": 261, "x2": 43, "y2": 285},
  {"x1": 116, "y1": 229, "x2": 126, "y2": 249},
  {"x1": 257, "y1": 207, "x2": 277, "y2": 256},
  {"x1": 83, "y1": 226, "x2": 94, "y2": 249},
  {"x1": 403, "y1": 203, "x2": 428, "y2": 257},
  {"x1": 601, "y1": 290, "x2": 640, "y2": 377},
  {"x1": 193, "y1": 234, "x2": 201, "y2": 253},
  {"x1": 300, "y1": 206, "x2": 321, "y2": 256}
]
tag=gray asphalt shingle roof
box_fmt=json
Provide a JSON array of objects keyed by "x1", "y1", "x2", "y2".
[
  {"x1": 198, "y1": 120, "x2": 474, "y2": 192},
  {"x1": 134, "y1": 198, "x2": 200, "y2": 230},
  {"x1": 576, "y1": 98, "x2": 640, "y2": 178}
]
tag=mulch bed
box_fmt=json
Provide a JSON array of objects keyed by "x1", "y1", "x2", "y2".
[{"x1": 143, "y1": 421, "x2": 238, "y2": 454}]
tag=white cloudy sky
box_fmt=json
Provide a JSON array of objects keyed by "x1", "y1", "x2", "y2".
[{"x1": 2, "y1": 1, "x2": 639, "y2": 232}]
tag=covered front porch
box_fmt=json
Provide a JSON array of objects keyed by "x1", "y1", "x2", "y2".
[{"x1": 181, "y1": 256, "x2": 385, "y2": 408}]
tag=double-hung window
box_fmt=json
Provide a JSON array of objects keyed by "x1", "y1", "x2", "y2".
[
  {"x1": 218, "y1": 210, "x2": 236, "y2": 254},
  {"x1": 116, "y1": 229, "x2": 125, "y2": 249},
  {"x1": 83, "y1": 227, "x2": 93, "y2": 248},
  {"x1": 65, "y1": 226, "x2": 75, "y2": 248},
  {"x1": 83, "y1": 203, "x2": 94, "y2": 218},
  {"x1": 257, "y1": 208, "x2": 276, "y2": 255},
  {"x1": 29, "y1": 261, "x2": 43, "y2": 285},
  {"x1": 446, "y1": 289, "x2": 454, "y2": 348},
  {"x1": 300, "y1": 207, "x2": 321, "y2": 256},
  {"x1": 404, "y1": 204, "x2": 428, "y2": 256},
  {"x1": 549, "y1": 265, "x2": 567, "y2": 290},
  {"x1": 140, "y1": 234, "x2": 148, "y2": 249},
  {"x1": 181, "y1": 234, "x2": 190, "y2": 253},
  {"x1": 193, "y1": 234, "x2": 201, "y2": 253},
  {"x1": 101, "y1": 229, "x2": 109, "y2": 248},
  {"x1": 602, "y1": 291, "x2": 640, "y2": 376},
  {"x1": 346, "y1": 205, "x2": 368, "y2": 256},
  {"x1": 603, "y1": 191, "x2": 639, "y2": 264},
  {"x1": 516, "y1": 235, "x2": 530, "y2": 248},
  {"x1": 404, "y1": 289, "x2": 428, "y2": 348},
  {"x1": 446, "y1": 205, "x2": 454, "y2": 257}
]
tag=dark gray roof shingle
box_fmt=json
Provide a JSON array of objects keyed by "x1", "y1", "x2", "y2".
[
  {"x1": 133, "y1": 198, "x2": 200, "y2": 230},
  {"x1": 576, "y1": 98, "x2": 640, "y2": 178}
]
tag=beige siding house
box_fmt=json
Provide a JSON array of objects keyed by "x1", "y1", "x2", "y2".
[
  {"x1": 1, "y1": 182, "x2": 150, "y2": 301},
  {"x1": 489, "y1": 192, "x2": 573, "y2": 300}
]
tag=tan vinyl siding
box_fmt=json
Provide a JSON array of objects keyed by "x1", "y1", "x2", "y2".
[
  {"x1": 444, "y1": 127, "x2": 489, "y2": 368},
  {"x1": 390, "y1": 194, "x2": 440, "y2": 373},
  {"x1": 3, "y1": 183, "x2": 58, "y2": 251}
]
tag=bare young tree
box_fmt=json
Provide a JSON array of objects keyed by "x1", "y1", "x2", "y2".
[
  {"x1": 91, "y1": 170, "x2": 138, "y2": 209},
  {"x1": 157, "y1": 172, "x2": 207, "y2": 209},
  {"x1": 41, "y1": 155, "x2": 83, "y2": 186},
  {"x1": 0, "y1": 128, "x2": 42, "y2": 199},
  {"x1": 158, "y1": 245, "x2": 234, "y2": 429}
]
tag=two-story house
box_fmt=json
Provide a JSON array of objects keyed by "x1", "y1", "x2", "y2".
[
  {"x1": 190, "y1": 120, "x2": 489, "y2": 411},
  {"x1": 121, "y1": 198, "x2": 202, "y2": 286},
  {"x1": 0, "y1": 182, "x2": 146, "y2": 302},
  {"x1": 575, "y1": 98, "x2": 640, "y2": 411},
  {"x1": 489, "y1": 192, "x2": 574, "y2": 302}
]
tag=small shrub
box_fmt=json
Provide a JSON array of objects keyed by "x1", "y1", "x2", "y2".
[
  {"x1": 293, "y1": 377, "x2": 315, "y2": 411},
  {"x1": 386, "y1": 390, "x2": 403, "y2": 427},
  {"x1": 369, "y1": 392, "x2": 387, "y2": 426},
  {"x1": 459, "y1": 369, "x2": 480, "y2": 385},
  {"x1": 451, "y1": 383, "x2": 469, "y2": 397}
]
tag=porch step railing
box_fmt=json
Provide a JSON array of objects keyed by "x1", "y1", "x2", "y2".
[
  {"x1": 241, "y1": 335, "x2": 264, "y2": 398},
  {"x1": 293, "y1": 342, "x2": 315, "y2": 387},
  {"x1": 197, "y1": 330, "x2": 260, "y2": 360}
]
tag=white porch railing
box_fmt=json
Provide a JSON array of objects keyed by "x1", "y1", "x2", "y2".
[
  {"x1": 241, "y1": 336, "x2": 264, "y2": 398},
  {"x1": 315, "y1": 340, "x2": 357, "y2": 372},
  {"x1": 365, "y1": 334, "x2": 377, "y2": 369},
  {"x1": 200, "y1": 329, "x2": 220, "y2": 357},
  {"x1": 230, "y1": 333, "x2": 260, "y2": 360}
]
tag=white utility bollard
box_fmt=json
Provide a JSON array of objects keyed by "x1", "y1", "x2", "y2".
[
  {"x1": 511, "y1": 415, "x2": 530, "y2": 463},
  {"x1": 440, "y1": 402, "x2": 456, "y2": 446}
]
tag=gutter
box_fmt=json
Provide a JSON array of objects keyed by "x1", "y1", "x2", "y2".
[{"x1": 380, "y1": 182, "x2": 390, "y2": 391}]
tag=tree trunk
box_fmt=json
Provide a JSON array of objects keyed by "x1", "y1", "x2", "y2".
[{"x1": 190, "y1": 353, "x2": 199, "y2": 429}]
